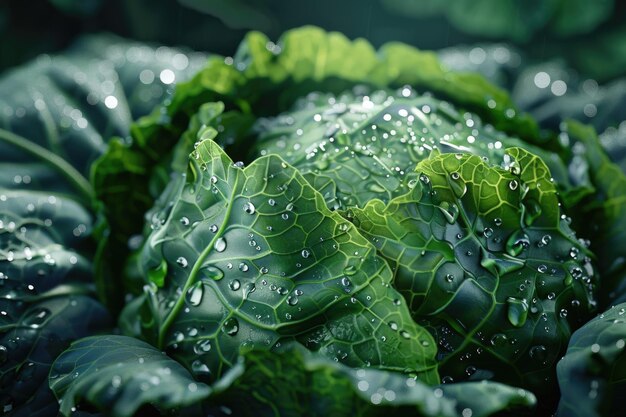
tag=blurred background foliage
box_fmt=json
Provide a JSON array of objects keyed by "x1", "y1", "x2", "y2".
[
  {"x1": 3, "y1": 0, "x2": 625, "y2": 80},
  {"x1": 1, "y1": 0, "x2": 625, "y2": 163}
]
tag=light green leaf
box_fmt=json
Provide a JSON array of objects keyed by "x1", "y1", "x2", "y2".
[
  {"x1": 349, "y1": 148, "x2": 596, "y2": 407},
  {"x1": 126, "y1": 138, "x2": 438, "y2": 383},
  {"x1": 253, "y1": 88, "x2": 571, "y2": 210}
]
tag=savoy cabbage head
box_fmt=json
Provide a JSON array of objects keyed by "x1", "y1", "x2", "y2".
[{"x1": 1, "y1": 26, "x2": 626, "y2": 417}]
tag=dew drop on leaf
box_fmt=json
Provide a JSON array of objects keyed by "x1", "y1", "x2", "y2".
[
  {"x1": 186, "y1": 282, "x2": 204, "y2": 306},
  {"x1": 203, "y1": 265, "x2": 224, "y2": 281},
  {"x1": 193, "y1": 340, "x2": 212, "y2": 355},
  {"x1": 214, "y1": 237, "x2": 227, "y2": 252},
  {"x1": 222, "y1": 317, "x2": 239, "y2": 336},
  {"x1": 176, "y1": 257, "x2": 188, "y2": 268},
  {"x1": 243, "y1": 202, "x2": 256, "y2": 214}
]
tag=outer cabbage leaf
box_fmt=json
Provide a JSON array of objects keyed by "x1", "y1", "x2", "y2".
[
  {"x1": 253, "y1": 88, "x2": 574, "y2": 210},
  {"x1": 204, "y1": 346, "x2": 535, "y2": 417},
  {"x1": 0, "y1": 188, "x2": 112, "y2": 415},
  {"x1": 50, "y1": 335, "x2": 211, "y2": 417},
  {"x1": 0, "y1": 34, "x2": 207, "y2": 310},
  {"x1": 50, "y1": 337, "x2": 535, "y2": 417},
  {"x1": 562, "y1": 122, "x2": 626, "y2": 306},
  {"x1": 349, "y1": 148, "x2": 596, "y2": 409},
  {"x1": 124, "y1": 137, "x2": 438, "y2": 383},
  {"x1": 0, "y1": 35, "x2": 203, "y2": 414},
  {"x1": 556, "y1": 303, "x2": 626, "y2": 417}
]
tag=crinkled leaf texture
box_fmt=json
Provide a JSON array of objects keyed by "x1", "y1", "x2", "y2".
[
  {"x1": 556, "y1": 303, "x2": 626, "y2": 417},
  {"x1": 349, "y1": 148, "x2": 596, "y2": 407},
  {"x1": 50, "y1": 335, "x2": 211, "y2": 417},
  {"x1": 125, "y1": 137, "x2": 437, "y2": 383},
  {"x1": 252, "y1": 88, "x2": 574, "y2": 211},
  {"x1": 94, "y1": 26, "x2": 542, "y2": 270}
]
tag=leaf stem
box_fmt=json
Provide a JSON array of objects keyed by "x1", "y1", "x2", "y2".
[{"x1": 0, "y1": 128, "x2": 95, "y2": 205}]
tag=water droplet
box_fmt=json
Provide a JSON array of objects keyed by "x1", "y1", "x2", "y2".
[
  {"x1": 202, "y1": 265, "x2": 224, "y2": 281},
  {"x1": 186, "y1": 282, "x2": 204, "y2": 306},
  {"x1": 438, "y1": 202, "x2": 459, "y2": 224},
  {"x1": 192, "y1": 360, "x2": 211, "y2": 377},
  {"x1": 214, "y1": 237, "x2": 226, "y2": 252},
  {"x1": 229, "y1": 280, "x2": 241, "y2": 291},
  {"x1": 268, "y1": 198, "x2": 276, "y2": 206},
  {"x1": 506, "y1": 297, "x2": 529, "y2": 327},
  {"x1": 449, "y1": 174, "x2": 466, "y2": 197},
  {"x1": 343, "y1": 265, "x2": 357, "y2": 276},
  {"x1": 509, "y1": 180, "x2": 519, "y2": 191},
  {"x1": 529, "y1": 345, "x2": 547, "y2": 361},
  {"x1": 23, "y1": 307, "x2": 50, "y2": 328},
  {"x1": 176, "y1": 257, "x2": 188, "y2": 268},
  {"x1": 301, "y1": 249, "x2": 310, "y2": 259},
  {"x1": 180, "y1": 217, "x2": 190, "y2": 226},
  {"x1": 238, "y1": 262, "x2": 249, "y2": 272},
  {"x1": 0, "y1": 345, "x2": 7, "y2": 364},
  {"x1": 222, "y1": 317, "x2": 239, "y2": 336},
  {"x1": 287, "y1": 294, "x2": 299, "y2": 306},
  {"x1": 367, "y1": 182, "x2": 386, "y2": 193},
  {"x1": 389, "y1": 321, "x2": 398, "y2": 331},
  {"x1": 243, "y1": 202, "x2": 256, "y2": 214},
  {"x1": 490, "y1": 333, "x2": 508, "y2": 346},
  {"x1": 210, "y1": 175, "x2": 218, "y2": 184},
  {"x1": 193, "y1": 340, "x2": 212, "y2": 354}
]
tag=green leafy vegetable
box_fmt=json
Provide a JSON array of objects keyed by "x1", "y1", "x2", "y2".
[
  {"x1": 2, "y1": 23, "x2": 624, "y2": 417},
  {"x1": 126, "y1": 137, "x2": 437, "y2": 382}
]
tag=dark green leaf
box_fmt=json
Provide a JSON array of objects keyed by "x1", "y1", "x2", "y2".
[
  {"x1": 0, "y1": 187, "x2": 112, "y2": 414},
  {"x1": 556, "y1": 303, "x2": 626, "y2": 417},
  {"x1": 0, "y1": 34, "x2": 207, "y2": 310},
  {"x1": 50, "y1": 335, "x2": 211, "y2": 417},
  {"x1": 204, "y1": 347, "x2": 535, "y2": 417},
  {"x1": 563, "y1": 122, "x2": 626, "y2": 307}
]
